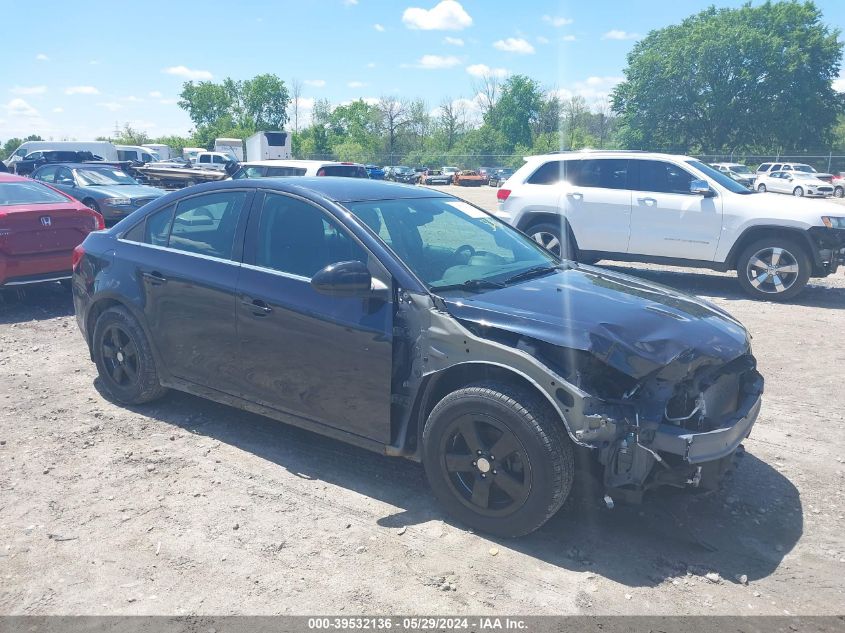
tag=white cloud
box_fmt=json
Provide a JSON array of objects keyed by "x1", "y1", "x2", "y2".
[
  {"x1": 159, "y1": 99, "x2": 178, "y2": 105},
  {"x1": 10, "y1": 85, "x2": 47, "y2": 95},
  {"x1": 162, "y1": 65, "x2": 213, "y2": 80},
  {"x1": 602, "y1": 29, "x2": 639, "y2": 40},
  {"x1": 35, "y1": 53, "x2": 48, "y2": 61},
  {"x1": 52, "y1": 107, "x2": 64, "y2": 113},
  {"x1": 149, "y1": 91, "x2": 163, "y2": 98},
  {"x1": 6, "y1": 98, "x2": 39, "y2": 117},
  {"x1": 97, "y1": 102, "x2": 123, "y2": 112},
  {"x1": 493, "y1": 37, "x2": 535, "y2": 54},
  {"x1": 553, "y1": 76, "x2": 623, "y2": 104},
  {"x1": 561, "y1": 34, "x2": 577, "y2": 42},
  {"x1": 89, "y1": 60, "x2": 100, "y2": 65},
  {"x1": 343, "y1": 0, "x2": 358, "y2": 4},
  {"x1": 444, "y1": 36, "x2": 464, "y2": 46},
  {"x1": 304, "y1": 79, "x2": 326, "y2": 87},
  {"x1": 374, "y1": 23, "x2": 385, "y2": 32},
  {"x1": 536, "y1": 36, "x2": 550, "y2": 45},
  {"x1": 542, "y1": 15, "x2": 573, "y2": 27},
  {"x1": 412, "y1": 54, "x2": 462, "y2": 69},
  {"x1": 367, "y1": 62, "x2": 377, "y2": 68},
  {"x1": 833, "y1": 73, "x2": 845, "y2": 92},
  {"x1": 402, "y1": 0, "x2": 472, "y2": 31},
  {"x1": 123, "y1": 95, "x2": 142, "y2": 102},
  {"x1": 466, "y1": 64, "x2": 509, "y2": 78},
  {"x1": 347, "y1": 81, "x2": 367, "y2": 88},
  {"x1": 65, "y1": 86, "x2": 100, "y2": 95}
]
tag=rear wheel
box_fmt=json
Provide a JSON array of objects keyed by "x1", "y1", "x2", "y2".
[
  {"x1": 736, "y1": 237, "x2": 811, "y2": 301},
  {"x1": 834, "y1": 185, "x2": 844, "y2": 198},
  {"x1": 422, "y1": 382, "x2": 574, "y2": 537},
  {"x1": 757, "y1": 184, "x2": 767, "y2": 192},
  {"x1": 93, "y1": 307, "x2": 167, "y2": 404},
  {"x1": 792, "y1": 187, "x2": 804, "y2": 197},
  {"x1": 526, "y1": 221, "x2": 577, "y2": 260}
]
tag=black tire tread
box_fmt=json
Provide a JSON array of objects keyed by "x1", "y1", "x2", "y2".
[
  {"x1": 93, "y1": 306, "x2": 167, "y2": 404},
  {"x1": 423, "y1": 381, "x2": 574, "y2": 537},
  {"x1": 736, "y1": 236, "x2": 812, "y2": 302}
]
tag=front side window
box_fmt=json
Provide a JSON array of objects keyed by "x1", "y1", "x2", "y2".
[
  {"x1": 199, "y1": 155, "x2": 211, "y2": 164},
  {"x1": 256, "y1": 193, "x2": 367, "y2": 278},
  {"x1": 232, "y1": 166, "x2": 265, "y2": 179},
  {"x1": 55, "y1": 167, "x2": 75, "y2": 186},
  {"x1": 15, "y1": 148, "x2": 29, "y2": 158},
  {"x1": 35, "y1": 165, "x2": 58, "y2": 183},
  {"x1": 771, "y1": 163, "x2": 782, "y2": 171},
  {"x1": 345, "y1": 197, "x2": 557, "y2": 290},
  {"x1": 568, "y1": 159, "x2": 629, "y2": 190},
  {"x1": 637, "y1": 160, "x2": 696, "y2": 195},
  {"x1": 168, "y1": 191, "x2": 248, "y2": 259},
  {"x1": 266, "y1": 166, "x2": 307, "y2": 177},
  {"x1": 144, "y1": 205, "x2": 175, "y2": 246}
]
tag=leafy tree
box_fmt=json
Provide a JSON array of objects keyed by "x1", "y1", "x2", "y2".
[
  {"x1": 2, "y1": 134, "x2": 42, "y2": 160},
  {"x1": 489, "y1": 75, "x2": 543, "y2": 151},
  {"x1": 612, "y1": 1, "x2": 844, "y2": 152}
]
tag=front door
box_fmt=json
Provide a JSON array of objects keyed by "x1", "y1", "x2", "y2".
[
  {"x1": 236, "y1": 191, "x2": 393, "y2": 443},
  {"x1": 627, "y1": 159, "x2": 723, "y2": 261},
  {"x1": 121, "y1": 190, "x2": 252, "y2": 390}
]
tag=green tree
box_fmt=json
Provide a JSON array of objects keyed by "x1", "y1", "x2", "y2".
[
  {"x1": 2, "y1": 134, "x2": 42, "y2": 160},
  {"x1": 612, "y1": 1, "x2": 844, "y2": 152},
  {"x1": 488, "y1": 75, "x2": 543, "y2": 151}
]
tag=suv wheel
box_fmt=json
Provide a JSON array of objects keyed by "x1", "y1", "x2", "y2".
[
  {"x1": 792, "y1": 186, "x2": 804, "y2": 197},
  {"x1": 757, "y1": 183, "x2": 767, "y2": 192},
  {"x1": 526, "y1": 222, "x2": 576, "y2": 260},
  {"x1": 93, "y1": 306, "x2": 168, "y2": 404},
  {"x1": 834, "y1": 185, "x2": 844, "y2": 198},
  {"x1": 736, "y1": 238, "x2": 811, "y2": 301},
  {"x1": 422, "y1": 382, "x2": 574, "y2": 537}
]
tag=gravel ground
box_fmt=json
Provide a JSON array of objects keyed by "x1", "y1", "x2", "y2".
[{"x1": 1, "y1": 186, "x2": 844, "y2": 615}]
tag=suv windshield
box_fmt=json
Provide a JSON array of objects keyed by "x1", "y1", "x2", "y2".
[
  {"x1": 792, "y1": 164, "x2": 816, "y2": 173},
  {"x1": 345, "y1": 197, "x2": 558, "y2": 291},
  {"x1": 686, "y1": 160, "x2": 755, "y2": 194},
  {"x1": 76, "y1": 168, "x2": 138, "y2": 186}
]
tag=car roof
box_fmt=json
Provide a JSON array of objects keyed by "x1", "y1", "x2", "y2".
[{"x1": 524, "y1": 150, "x2": 697, "y2": 162}]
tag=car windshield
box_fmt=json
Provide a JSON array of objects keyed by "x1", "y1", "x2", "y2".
[
  {"x1": 394, "y1": 166, "x2": 413, "y2": 174},
  {"x1": 0, "y1": 181, "x2": 68, "y2": 205},
  {"x1": 793, "y1": 173, "x2": 816, "y2": 180},
  {"x1": 686, "y1": 160, "x2": 755, "y2": 194},
  {"x1": 345, "y1": 197, "x2": 558, "y2": 292},
  {"x1": 792, "y1": 165, "x2": 816, "y2": 173},
  {"x1": 76, "y1": 168, "x2": 138, "y2": 186}
]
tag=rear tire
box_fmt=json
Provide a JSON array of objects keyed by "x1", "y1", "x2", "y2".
[
  {"x1": 757, "y1": 184, "x2": 766, "y2": 192},
  {"x1": 736, "y1": 237, "x2": 811, "y2": 301},
  {"x1": 422, "y1": 382, "x2": 574, "y2": 537},
  {"x1": 93, "y1": 307, "x2": 168, "y2": 404},
  {"x1": 792, "y1": 187, "x2": 804, "y2": 197},
  {"x1": 834, "y1": 185, "x2": 844, "y2": 198},
  {"x1": 525, "y1": 221, "x2": 577, "y2": 260}
]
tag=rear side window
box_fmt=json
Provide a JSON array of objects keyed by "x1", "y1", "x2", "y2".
[
  {"x1": 758, "y1": 163, "x2": 771, "y2": 172},
  {"x1": 168, "y1": 191, "x2": 248, "y2": 259},
  {"x1": 527, "y1": 160, "x2": 565, "y2": 185},
  {"x1": 144, "y1": 205, "x2": 175, "y2": 246},
  {"x1": 568, "y1": 159, "x2": 629, "y2": 190},
  {"x1": 35, "y1": 165, "x2": 59, "y2": 183},
  {"x1": 771, "y1": 163, "x2": 782, "y2": 171},
  {"x1": 317, "y1": 165, "x2": 368, "y2": 178},
  {"x1": 266, "y1": 166, "x2": 307, "y2": 177},
  {"x1": 256, "y1": 193, "x2": 367, "y2": 277},
  {"x1": 0, "y1": 181, "x2": 68, "y2": 205},
  {"x1": 636, "y1": 160, "x2": 696, "y2": 195},
  {"x1": 232, "y1": 166, "x2": 265, "y2": 179}
]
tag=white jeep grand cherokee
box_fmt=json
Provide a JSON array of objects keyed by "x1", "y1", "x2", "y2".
[{"x1": 494, "y1": 151, "x2": 845, "y2": 300}]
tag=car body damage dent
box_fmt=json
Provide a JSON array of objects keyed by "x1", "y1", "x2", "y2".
[{"x1": 391, "y1": 264, "x2": 764, "y2": 503}]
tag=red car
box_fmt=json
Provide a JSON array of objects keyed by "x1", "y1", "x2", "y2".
[{"x1": 0, "y1": 173, "x2": 104, "y2": 287}]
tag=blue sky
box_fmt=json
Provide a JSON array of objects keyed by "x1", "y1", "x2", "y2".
[{"x1": 2, "y1": 0, "x2": 844, "y2": 141}]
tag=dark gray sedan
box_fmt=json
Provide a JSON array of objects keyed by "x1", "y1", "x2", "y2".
[{"x1": 32, "y1": 163, "x2": 165, "y2": 223}]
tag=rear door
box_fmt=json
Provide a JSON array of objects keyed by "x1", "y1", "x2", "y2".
[
  {"x1": 627, "y1": 159, "x2": 722, "y2": 261},
  {"x1": 119, "y1": 190, "x2": 253, "y2": 390},
  {"x1": 235, "y1": 191, "x2": 393, "y2": 443},
  {"x1": 560, "y1": 158, "x2": 632, "y2": 253}
]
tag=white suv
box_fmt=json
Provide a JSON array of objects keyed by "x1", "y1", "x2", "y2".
[{"x1": 495, "y1": 151, "x2": 845, "y2": 300}]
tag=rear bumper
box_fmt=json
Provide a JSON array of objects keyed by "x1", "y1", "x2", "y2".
[{"x1": 0, "y1": 252, "x2": 73, "y2": 286}]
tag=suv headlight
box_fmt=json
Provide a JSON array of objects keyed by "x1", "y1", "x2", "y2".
[
  {"x1": 821, "y1": 216, "x2": 845, "y2": 229},
  {"x1": 102, "y1": 197, "x2": 133, "y2": 206}
]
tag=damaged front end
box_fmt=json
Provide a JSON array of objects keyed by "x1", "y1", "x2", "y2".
[{"x1": 416, "y1": 265, "x2": 764, "y2": 505}]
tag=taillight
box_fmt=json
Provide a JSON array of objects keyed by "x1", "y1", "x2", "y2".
[
  {"x1": 497, "y1": 188, "x2": 511, "y2": 202},
  {"x1": 92, "y1": 212, "x2": 105, "y2": 230},
  {"x1": 72, "y1": 245, "x2": 85, "y2": 271}
]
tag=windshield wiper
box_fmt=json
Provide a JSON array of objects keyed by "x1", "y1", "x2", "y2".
[
  {"x1": 431, "y1": 278, "x2": 506, "y2": 292},
  {"x1": 503, "y1": 265, "x2": 560, "y2": 285}
]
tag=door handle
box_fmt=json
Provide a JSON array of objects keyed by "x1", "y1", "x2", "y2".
[
  {"x1": 241, "y1": 297, "x2": 272, "y2": 316},
  {"x1": 141, "y1": 270, "x2": 167, "y2": 286},
  {"x1": 566, "y1": 192, "x2": 584, "y2": 200},
  {"x1": 637, "y1": 197, "x2": 657, "y2": 206}
]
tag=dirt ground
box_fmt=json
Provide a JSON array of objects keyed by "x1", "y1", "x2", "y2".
[{"x1": 1, "y1": 186, "x2": 844, "y2": 616}]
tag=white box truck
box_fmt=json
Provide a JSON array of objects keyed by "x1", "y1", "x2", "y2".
[
  {"x1": 4, "y1": 140, "x2": 118, "y2": 169},
  {"x1": 245, "y1": 131, "x2": 291, "y2": 161},
  {"x1": 214, "y1": 137, "x2": 244, "y2": 162},
  {"x1": 142, "y1": 144, "x2": 173, "y2": 161}
]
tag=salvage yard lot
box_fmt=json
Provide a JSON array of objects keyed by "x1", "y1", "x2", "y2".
[{"x1": 1, "y1": 187, "x2": 844, "y2": 615}]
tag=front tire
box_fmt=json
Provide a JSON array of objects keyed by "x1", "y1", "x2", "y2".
[
  {"x1": 422, "y1": 382, "x2": 574, "y2": 537},
  {"x1": 736, "y1": 237, "x2": 811, "y2": 301},
  {"x1": 793, "y1": 187, "x2": 804, "y2": 197},
  {"x1": 93, "y1": 307, "x2": 168, "y2": 404},
  {"x1": 757, "y1": 184, "x2": 767, "y2": 192},
  {"x1": 834, "y1": 185, "x2": 844, "y2": 199},
  {"x1": 83, "y1": 198, "x2": 100, "y2": 213}
]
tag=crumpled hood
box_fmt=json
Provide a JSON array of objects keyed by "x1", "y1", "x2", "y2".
[
  {"x1": 88, "y1": 184, "x2": 165, "y2": 200},
  {"x1": 442, "y1": 265, "x2": 750, "y2": 380}
]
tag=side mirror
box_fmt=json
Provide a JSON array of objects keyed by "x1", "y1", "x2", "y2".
[
  {"x1": 690, "y1": 179, "x2": 715, "y2": 197},
  {"x1": 311, "y1": 260, "x2": 372, "y2": 297}
]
